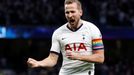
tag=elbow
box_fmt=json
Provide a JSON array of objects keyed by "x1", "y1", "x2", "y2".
[
  {"x1": 49, "y1": 60, "x2": 58, "y2": 67},
  {"x1": 51, "y1": 62, "x2": 57, "y2": 67},
  {"x1": 49, "y1": 61, "x2": 58, "y2": 68},
  {"x1": 99, "y1": 58, "x2": 104, "y2": 64},
  {"x1": 95, "y1": 54, "x2": 105, "y2": 64},
  {"x1": 98, "y1": 56, "x2": 105, "y2": 64}
]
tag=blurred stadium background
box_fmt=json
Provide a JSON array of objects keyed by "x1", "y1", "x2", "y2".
[{"x1": 0, "y1": 0, "x2": 134, "y2": 75}]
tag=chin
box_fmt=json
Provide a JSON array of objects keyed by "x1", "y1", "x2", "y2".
[{"x1": 70, "y1": 23, "x2": 75, "y2": 26}]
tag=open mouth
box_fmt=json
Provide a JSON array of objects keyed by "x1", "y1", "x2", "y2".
[{"x1": 69, "y1": 19, "x2": 75, "y2": 23}]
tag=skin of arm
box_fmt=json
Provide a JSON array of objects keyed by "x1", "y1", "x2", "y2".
[
  {"x1": 27, "y1": 52, "x2": 59, "y2": 68},
  {"x1": 66, "y1": 49, "x2": 104, "y2": 63}
]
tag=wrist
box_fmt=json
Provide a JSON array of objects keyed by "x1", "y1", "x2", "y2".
[
  {"x1": 37, "y1": 61, "x2": 43, "y2": 67},
  {"x1": 77, "y1": 54, "x2": 82, "y2": 61}
]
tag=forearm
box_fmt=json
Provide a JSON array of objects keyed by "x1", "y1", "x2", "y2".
[
  {"x1": 38, "y1": 53, "x2": 58, "y2": 68},
  {"x1": 38, "y1": 58, "x2": 56, "y2": 67},
  {"x1": 66, "y1": 50, "x2": 104, "y2": 63},
  {"x1": 78, "y1": 53, "x2": 104, "y2": 63}
]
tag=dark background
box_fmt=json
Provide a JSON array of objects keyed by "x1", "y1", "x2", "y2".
[{"x1": 0, "y1": 0, "x2": 134, "y2": 75}]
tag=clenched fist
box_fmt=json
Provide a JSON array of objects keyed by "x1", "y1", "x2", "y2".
[
  {"x1": 27, "y1": 58, "x2": 40, "y2": 68},
  {"x1": 66, "y1": 51, "x2": 81, "y2": 60}
]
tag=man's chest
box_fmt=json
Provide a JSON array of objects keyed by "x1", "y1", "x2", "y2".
[{"x1": 58, "y1": 30, "x2": 92, "y2": 51}]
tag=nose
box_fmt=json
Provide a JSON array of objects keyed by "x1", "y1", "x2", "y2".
[{"x1": 68, "y1": 13, "x2": 73, "y2": 18}]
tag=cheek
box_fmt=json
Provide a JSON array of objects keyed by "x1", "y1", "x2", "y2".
[
  {"x1": 65, "y1": 14, "x2": 68, "y2": 19},
  {"x1": 76, "y1": 14, "x2": 81, "y2": 19}
]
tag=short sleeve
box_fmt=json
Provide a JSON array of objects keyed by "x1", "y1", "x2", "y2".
[
  {"x1": 50, "y1": 31, "x2": 61, "y2": 53},
  {"x1": 91, "y1": 25, "x2": 104, "y2": 50}
]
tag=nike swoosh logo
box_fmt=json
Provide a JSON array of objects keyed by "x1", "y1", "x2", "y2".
[{"x1": 62, "y1": 38, "x2": 66, "y2": 40}]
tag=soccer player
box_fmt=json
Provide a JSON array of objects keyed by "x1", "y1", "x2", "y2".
[{"x1": 27, "y1": 0, "x2": 105, "y2": 75}]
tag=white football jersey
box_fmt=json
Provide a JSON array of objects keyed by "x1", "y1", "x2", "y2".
[{"x1": 50, "y1": 20, "x2": 104, "y2": 75}]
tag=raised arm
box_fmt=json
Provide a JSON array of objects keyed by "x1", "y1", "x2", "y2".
[
  {"x1": 27, "y1": 52, "x2": 59, "y2": 68},
  {"x1": 66, "y1": 49, "x2": 104, "y2": 63}
]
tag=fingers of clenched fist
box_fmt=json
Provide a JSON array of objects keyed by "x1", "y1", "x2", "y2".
[
  {"x1": 27, "y1": 58, "x2": 39, "y2": 68},
  {"x1": 66, "y1": 51, "x2": 79, "y2": 60},
  {"x1": 66, "y1": 51, "x2": 72, "y2": 57}
]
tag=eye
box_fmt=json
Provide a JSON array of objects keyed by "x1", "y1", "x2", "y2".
[
  {"x1": 71, "y1": 11, "x2": 75, "y2": 13},
  {"x1": 65, "y1": 11, "x2": 69, "y2": 14}
]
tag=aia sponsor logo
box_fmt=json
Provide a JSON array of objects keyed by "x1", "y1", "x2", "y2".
[{"x1": 65, "y1": 43, "x2": 87, "y2": 51}]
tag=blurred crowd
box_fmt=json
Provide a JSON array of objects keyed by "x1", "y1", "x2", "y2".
[
  {"x1": 0, "y1": 0, "x2": 134, "y2": 27},
  {"x1": 0, "y1": 0, "x2": 65, "y2": 26},
  {"x1": 0, "y1": 0, "x2": 134, "y2": 75}
]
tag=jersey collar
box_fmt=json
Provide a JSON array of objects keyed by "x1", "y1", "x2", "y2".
[{"x1": 67, "y1": 23, "x2": 83, "y2": 32}]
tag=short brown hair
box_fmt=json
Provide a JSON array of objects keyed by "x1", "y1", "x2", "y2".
[{"x1": 64, "y1": 0, "x2": 82, "y2": 10}]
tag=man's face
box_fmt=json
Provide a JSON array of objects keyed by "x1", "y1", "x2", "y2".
[{"x1": 65, "y1": 2, "x2": 82, "y2": 26}]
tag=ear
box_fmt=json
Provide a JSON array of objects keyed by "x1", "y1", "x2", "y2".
[{"x1": 79, "y1": 9, "x2": 83, "y2": 16}]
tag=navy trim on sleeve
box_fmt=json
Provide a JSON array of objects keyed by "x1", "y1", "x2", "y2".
[
  {"x1": 93, "y1": 48, "x2": 104, "y2": 50},
  {"x1": 50, "y1": 51, "x2": 59, "y2": 55}
]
